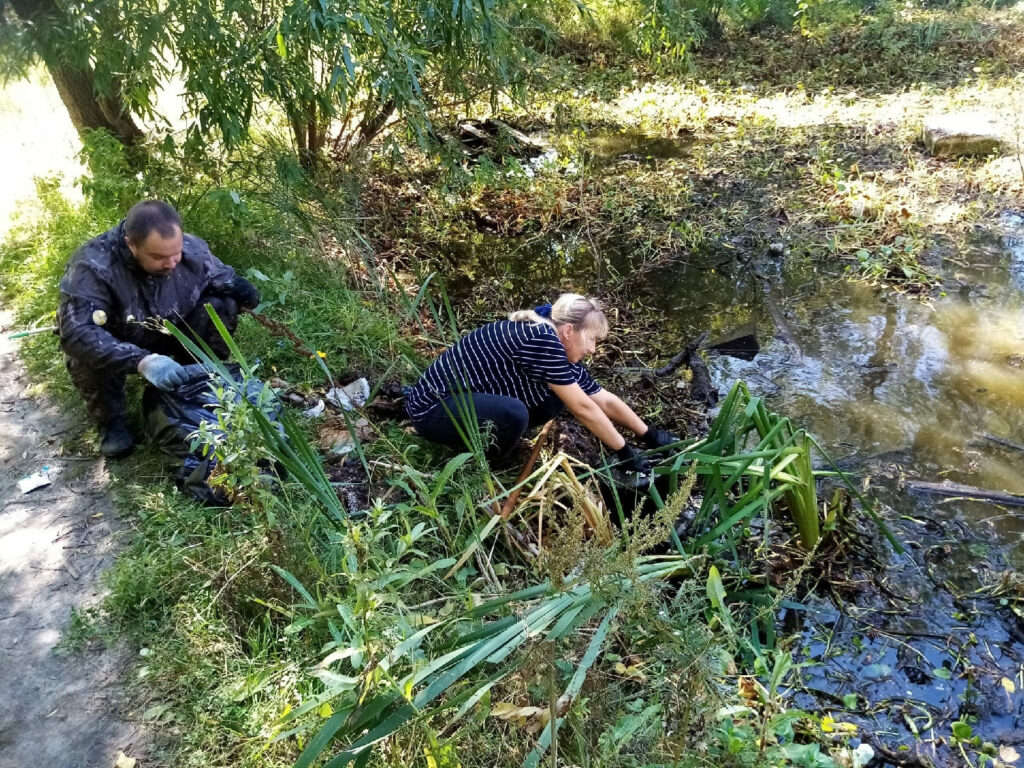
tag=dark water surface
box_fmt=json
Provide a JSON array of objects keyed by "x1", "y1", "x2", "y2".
[{"x1": 639, "y1": 209, "x2": 1024, "y2": 761}]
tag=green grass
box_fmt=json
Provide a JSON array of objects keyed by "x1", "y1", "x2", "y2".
[
  {"x1": 357, "y1": 2, "x2": 1023, "y2": 302},
  {"x1": 0, "y1": 171, "x2": 859, "y2": 764}
]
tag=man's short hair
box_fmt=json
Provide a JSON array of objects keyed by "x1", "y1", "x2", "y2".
[{"x1": 125, "y1": 200, "x2": 182, "y2": 243}]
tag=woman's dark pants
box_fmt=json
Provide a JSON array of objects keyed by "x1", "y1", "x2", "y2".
[{"x1": 412, "y1": 392, "x2": 564, "y2": 460}]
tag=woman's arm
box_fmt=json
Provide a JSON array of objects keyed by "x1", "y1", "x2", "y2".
[
  {"x1": 589, "y1": 389, "x2": 648, "y2": 437},
  {"x1": 548, "y1": 383, "x2": 627, "y2": 449}
]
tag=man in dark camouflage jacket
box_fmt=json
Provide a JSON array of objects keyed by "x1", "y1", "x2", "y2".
[{"x1": 58, "y1": 199, "x2": 260, "y2": 458}]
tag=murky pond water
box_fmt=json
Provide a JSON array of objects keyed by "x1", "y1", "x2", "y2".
[
  {"x1": 703, "y1": 214, "x2": 1024, "y2": 564},
  {"x1": 441, "y1": 136, "x2": 1024, "y2": 760}
]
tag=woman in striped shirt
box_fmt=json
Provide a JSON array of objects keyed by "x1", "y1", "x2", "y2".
[{"x1": 406, "y1": 293, "x2": 678, "y2": 470}]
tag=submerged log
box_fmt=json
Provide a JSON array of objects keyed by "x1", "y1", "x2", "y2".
[
  {"x1": 706, "y1": 323, "x2": 760, "y2": 361},
  {"x1": 638, "y1": 331, "x2": 718, "y2": 406},
  {"x1": 907, "y1": 479, "x2": 1024, "y2": 508},
  {"x1": 689, "y1": 353, "x2": 718, "y2": 407},
  {"x1": 620, "y1": 326, "x2": 758, "y2": 378},
  {"x1": 652, "y1": 332, "x2": 709, "y2": 376}
]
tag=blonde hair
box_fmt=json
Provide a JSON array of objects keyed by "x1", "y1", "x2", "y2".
[{"x1": 509, "y1": 293, "x2": 609, "y2": 338}]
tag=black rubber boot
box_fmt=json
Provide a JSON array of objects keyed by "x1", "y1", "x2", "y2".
[{"x1": 99, "y1": 418, "x2": 136, "y2": 459}]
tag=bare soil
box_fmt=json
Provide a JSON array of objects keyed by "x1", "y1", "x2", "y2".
[{"x1": 0, "y1": 310, "x2": 148, "y2": 768}]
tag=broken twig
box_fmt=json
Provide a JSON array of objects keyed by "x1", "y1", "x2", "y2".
[{"x1": 500, "y1": 420, "x2": 554, "y2": 520}]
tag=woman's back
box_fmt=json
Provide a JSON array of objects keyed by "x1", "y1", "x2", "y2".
[{"x1": 406, "y1": 319, "x2": 600, "y2": 420}]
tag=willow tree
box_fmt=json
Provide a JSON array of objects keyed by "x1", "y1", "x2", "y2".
[
  {"x1": 171, "y1": 0, "x2": 551, "y2": 164},
  {"x1": 2, "y1": 0, "x2": 554, "y2": 163}
]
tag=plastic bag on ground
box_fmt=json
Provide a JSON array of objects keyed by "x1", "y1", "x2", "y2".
[
  {"x1": 325, "y1": 378, "x2": 370, "y2": 410},
  {"x1": 143, "y1": 363, "x2": 283, "y2": 505}
]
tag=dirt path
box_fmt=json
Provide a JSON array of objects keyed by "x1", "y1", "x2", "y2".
[{"x1": 0, "y1": 310, "x2": 147, "y2": 767}]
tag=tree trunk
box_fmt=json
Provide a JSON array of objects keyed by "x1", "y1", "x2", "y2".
[
  {"x1": 290, "y1": 113, "x2": 308, "y2": 157},
  {"x1": 48, "y1": 64, "x2": 144, "y2": 145},
  {"x1": 353, "y1": 99, "x2": 397, "y2": 150},
  {"x1": 9, "y1": 0, "x2": 144, "y2": 146}
]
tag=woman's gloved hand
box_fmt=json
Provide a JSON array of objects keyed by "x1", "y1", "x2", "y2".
[
  {"x1": 642, "y1": 427, "x2": 681, "y2": 450},
  {"x1": 614, "y1": 443, "x2": 651, "y2": 473},
  {"x1": 138, "y1": 354, "x2": 189, "y2": 390}
]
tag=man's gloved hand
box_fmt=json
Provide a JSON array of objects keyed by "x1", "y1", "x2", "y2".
[
  {"x1": 614, "y1": 443, "x2": 651, "y2": 474},
  {"x1": 642, "y1": 427, "x2": 681, "y2": 450},
  {"x1": 138, "y1": 354, "x2": 189, "y2": 390},
  {"x1": 225, "y1": 276, "x2": 261, "y2": 309}
]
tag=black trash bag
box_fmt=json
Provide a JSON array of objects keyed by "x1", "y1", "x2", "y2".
[{"x1": 143, "y1": 363, "x2": 282, "y2": 506}]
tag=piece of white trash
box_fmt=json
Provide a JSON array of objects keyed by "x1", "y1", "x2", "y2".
[
  {"x1": 852, "y1": 744, "x2": 874, "y2": 768},
  {"x1": 325, "y1": 378, "x2": 370, "y2": 411},
  {"x1": 303, "y1": 399, "x2": 326, "y2": 418},
  {"x1": 18, "y1": 466, "x2": 52, "y2": 494}
]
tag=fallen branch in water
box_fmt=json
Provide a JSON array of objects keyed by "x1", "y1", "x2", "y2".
[
  {"x1": 632, "y1": 331, "x2": 718, "y2": 406},
  {"x1": 651, "y1": 332, "x2": 709, "y2": 377},
  {"x1": 907, "y1": 479, "x2": 1024, "y2": 508},
  {"x1": 687, "y1": 351, "x2": 718, "y2": 407},
  {"x1": 979, "y1": 433, "x2": 1024, "y2": 454},
  {"x1": 863, "y1": 735, "x2": 937, "y2": 768}
]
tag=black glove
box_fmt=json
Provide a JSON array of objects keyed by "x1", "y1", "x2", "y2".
[
  {"x1": 642, "y1": 427, "x2": 681, "y2": 450},
  {"x1": 225, "y1": 276, "x2": 261, "y2": 309},
  {"x1": 614, "y1": 443, "x2": 651, "y2": 474}
]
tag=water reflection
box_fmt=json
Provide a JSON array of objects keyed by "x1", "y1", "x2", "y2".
[
  {"x1": 583, "y1": 130, "x2": 694, "y2": 166},
  {"x1": 697, "y1": 215, "x2": 1024, "y2": 562}
]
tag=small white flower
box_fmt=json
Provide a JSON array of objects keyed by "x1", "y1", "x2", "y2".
[
  {"x1": 92, "y1": 309, "x2": 107, "y2": 326},
  {"x1": 126, "y1": 314, "x2": 135, "y2": 323}
]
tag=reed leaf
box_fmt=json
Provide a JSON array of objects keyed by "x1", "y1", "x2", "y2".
[{"x1": 299, "y1": 555, "x2": 697, "y2": 767}]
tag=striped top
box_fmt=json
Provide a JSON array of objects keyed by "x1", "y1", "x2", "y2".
[{"x1": 406, "y1": 320, "x2": 602, "y2": 419}]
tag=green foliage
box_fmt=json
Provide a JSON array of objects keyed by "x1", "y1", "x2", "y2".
[
  {"x1": 191, "y1": 376, "x2": 284, "y2": 514},
  {"x1": 849, "y1": 236, "x2": 940, "y2": 292},
  {"x1": 8, "y1": 2, "x2": 1000, "y2": 761},
  {"x1": 58, "y1": 605, "x2": 106, "y2": 653},
  {"x1": 167, "y1": 309, "x2": 350, "y2": 523},
  {"x1": 289, "y1": 555, "x2": 697, "y2": 768},
  {"x1": 5, "y1": 0, "x2": 559, "y2": 160}
]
